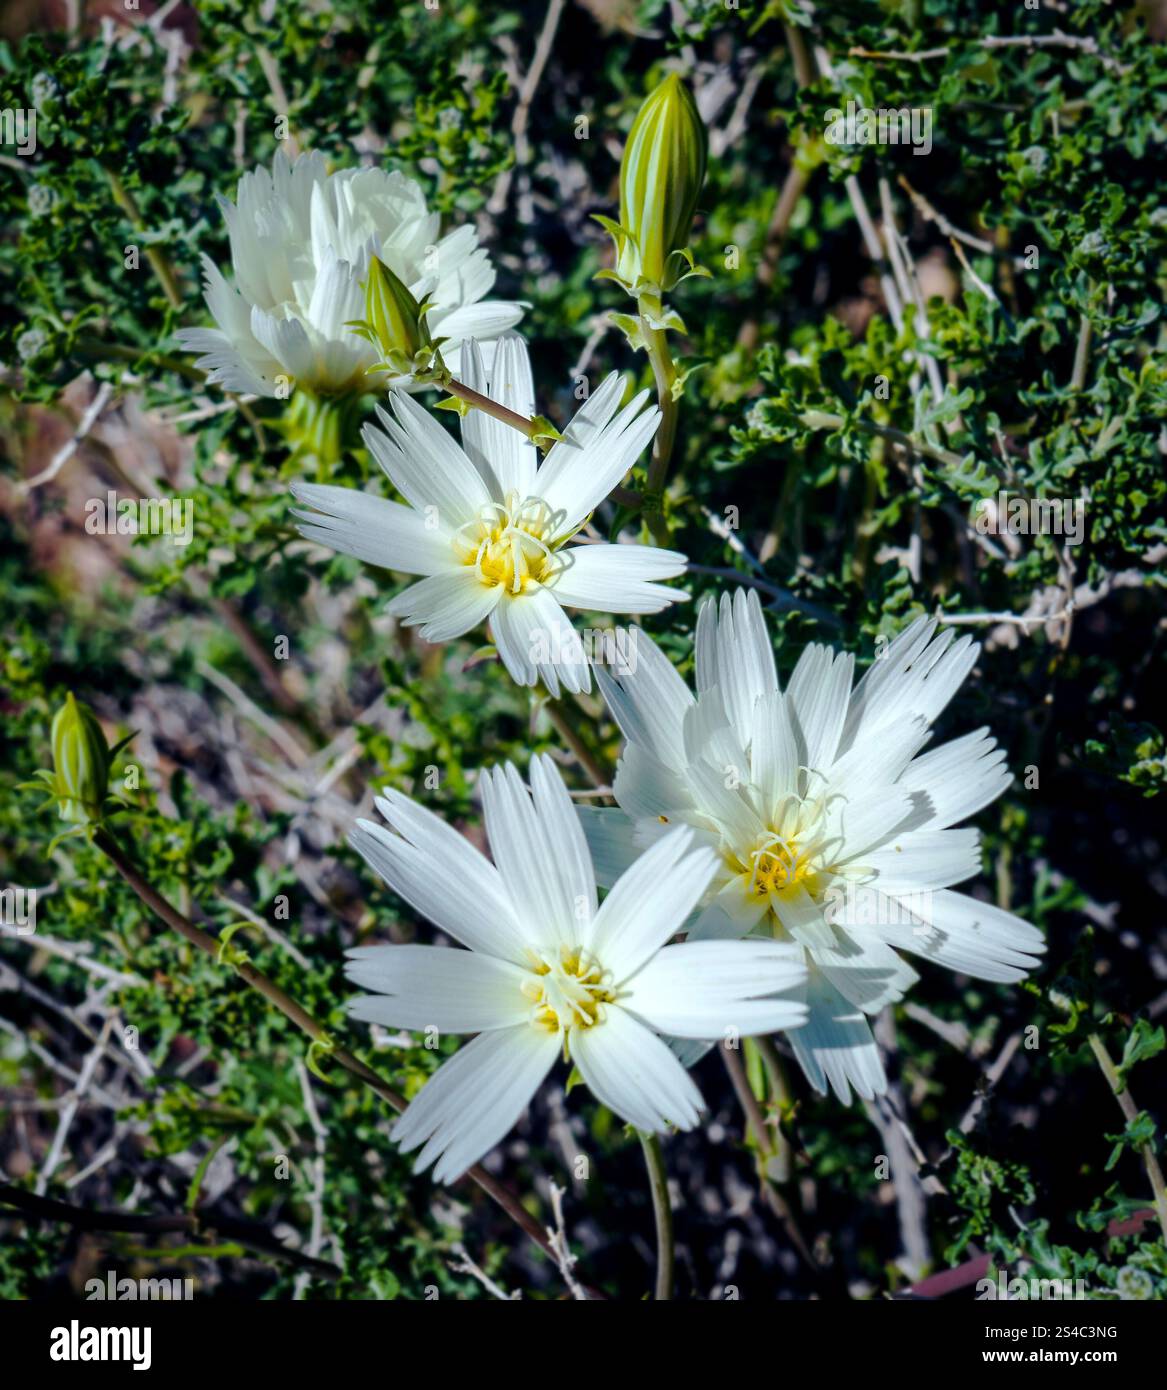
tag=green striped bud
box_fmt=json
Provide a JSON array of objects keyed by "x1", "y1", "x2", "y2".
[
  {"x1": 50, "y1": 693, "x2": 112, "y2": 824},
  {"x1": 615, "y1": 74, "x2": 707, "y2": 293},
  {"x1": 361, "y1": 256, "x2": 441, "y2": 379}
]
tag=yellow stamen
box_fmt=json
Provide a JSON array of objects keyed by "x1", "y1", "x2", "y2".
[
  {"x1": 522, "y1": 944, "x2": 614, "y2": 1042},
  {"x1": 452, "y1": 492, "x2": 565, "y2": 595}
]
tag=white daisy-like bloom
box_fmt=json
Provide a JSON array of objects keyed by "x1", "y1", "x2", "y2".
[
  {"x1": 291, "y1": 333, "x2": 687, "y2": 694},
  {"x1": 579, "y1": 590, "x2": 1046, "y2": 1103},
  {"x1": 177, "y1": 150, "x2": 523, "y2": 398},
  {"x1": 344, "y1": 754, "x2": 808, "y2": 1183}
]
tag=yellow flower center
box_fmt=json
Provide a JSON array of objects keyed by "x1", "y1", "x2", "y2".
[
  {"x1": 521, "y1": 946, "x2": 614, "y2": 1034},
  {"x1": 452, "y1": 493, "x2": 562, "y2": 595},
  {"x1": 748, "y1": 836, "x2": 812, "y2": 896},
  {"x1": 725, "y1": 791, "x2": 840, "y2": 903}
]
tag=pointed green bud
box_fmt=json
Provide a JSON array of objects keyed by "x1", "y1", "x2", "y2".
[
  {"x1": 362, "y1": 256, "x2": 434, "y2": 374},
  {"x1": 50, "y1": 693, "x2": 112, "y2": 824},
  {"x1": 616, "y1": 74, "x2": 707, "y2": 293}
]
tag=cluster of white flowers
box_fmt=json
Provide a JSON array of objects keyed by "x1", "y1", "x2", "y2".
[
  {"x1": 177, "y1": 150, "x2": 523, "y2": 398},
  {"x1": 184, "y1": 150, "x2": 1044, "y2": 1183}
]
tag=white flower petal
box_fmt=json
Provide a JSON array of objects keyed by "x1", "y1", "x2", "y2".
[
  {"x1": 860, "y1": 827, "x2": 983, "y2": 894},
  {"x1": 548, "y1": 542, "x2": 688, "y2": 614},
  {"x1": 576, "y1": 806, "x2": 666, "y2": 888},
  {"x1": 827, "y1": 711, "x2": 933, "y2": 800},
  {"x1": 900, "y1": 728, "x2": 1012, "y2": 829},
  {"x1": 812, "y1": 929, "x2": 920, "y2": 1014},
  {"x1": 786, "y1": 642, "x2": 855, "y2": 774},
  {"x1": 534, "y1": 372, "x2": 623, "y2": 480},
  {"x1": 749, "y1": 690, "x2": 800, "y2": 824},
  {"x1": 686, "y1": 755, "x2": 765, "y2": 849},
  {"x1": 386, "y1": 570, "x2": 502, "y2": 643},
  {"x1": 352, "y1": 795, "x2": 527, "y2": 962},
  {"x1": 433, "y1": 298, "x2": 526, "y2": 351},
  {"x1": 304, "y1": 248, "x2": 365, "y2": 350},
  {"x1": 838, "y1": 621, "x2": 978, "y2": 757},
  {"x1": 583, "y1": 827, "x2": 718, "y2": 980},
  {"x1": 529, "y1": 752, "x2": 598, "y2": 928},
  {"x1": 789, "y1": 964, "x2": 888, "y2": 1104},
  {"x1": 392, "y1": 1026, "x2": 559, "y2": 1183},
  {"x1": 694, "y1": 589, "x2": 779, "y2": 741},
  {"x1": 489, "y1": 587, "x2": 590, "y2": 695},
  {"x1": 827, "y1": 785, "x2": 919, "y2": 862},
  {"x1": 622, "y1": 939, "x2": 808, "y2": 1038},
  {"x1": 478, "y1": 761, "x2": 577, "y2": 948},
  {"x1": 610, "y1": 742, "x2": 694, "y2": 821},
  {"x1": 594, "y1": 627, "x2": 694, "y2": 768},
  {"x1": 685, "y1": 878, "x2": 770, "y2": 942},
  {"x1": 570, "y1": 1007, "x2": 704, "y2": 1132},
  {"x1": 536, "y1": 382, "x2": 661, "y2": 535},
  {"x1": 369, "y1": 391, "x2": 492, "y2": 526},
  {"x1": 874, "y1": 888, "x2": 1045, "y2": 983},
  {"x1": 682, "y1": 685, "x2": 749, "y2": 782},
  {"x1": 249, "y1": 304, "x2": 317, "y2": 383},
  {"x1": 770, "y1": 882, "x2": 837, "y2": 951},
  {"x1": 291, "y1": 482, "x2": 456, "y2": 575},
  {"x1": 176, "y1": 326, "x2": 274, "y2": 396},
  {"x1": 345, "y1": 944, "x2": 529, "y2": 1031},
  {"x1": 457, "y1": 334, "x2": 538, "y2": 501}
]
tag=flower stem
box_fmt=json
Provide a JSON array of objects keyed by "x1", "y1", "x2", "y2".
[
  {"x1": 104, "y1": 168, "x2": 184, "y2": 311},
  {"x1": 637, "y1": 302, "x2": 679, "y2": 546},
  {"x1": 91, "y1": 827, "x2": 569, "y2": 1270},
  {"x1": 798, "y1": 409, "x2": 969, "y2": 471},
  {"x1": 441, "y1": 377, "x2": 640, "y2": 502},
  {"x1": 75, "y1": 337, "x2": 206, "y2": 384},
  {"x1": 752, "y1": 1035, "x2": 794, "y2": 1183},
  {"x1": 1087, "y1": 1032, "x2": 1167, "y2": 1244},
  {"x1": 443, "y1": 376, "x2": 540, "y2": 439},
  {"x1": 720, "y1": 1042, "x2": 819, "y2": 1272},
  {"x1": 637, "y1": 1129, "x2": 675, "y2": 1300}
]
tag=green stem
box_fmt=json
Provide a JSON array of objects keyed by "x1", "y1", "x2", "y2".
[
  {"x1": 104, "y1": 169, "x2": 184, "y2": 311},
  {"x1": 440, "y1": 376, "x2": 634, "y2": 502},
  {"x1": 443, "y1": 377, "x2": 541, "y2": 440},
  {"x1": 799, "y1": 409, "x2": 969, "y2": 471},
  {"x1": 75, "y1": 337, "x2": 206, "y2": 384},
  {"x1": 637, "y1": 1130, "x2": 675, "y2": 1300},
  {"x1": 753, "y1": 1035, "x2": 794, "y2": 1183},
  {"x1": 638, "y1": 301, "x2": 680, "y2": 547},
  {"x1": 720, "y1": 1042, "x2": 818, "y2": 1271},
  {"x1": 1087, "y1": 1032, "x2": 1167, "y2": 1244},
  {"x1": 1069, "y1": 312, "x2": 1093, "y2": 393}
]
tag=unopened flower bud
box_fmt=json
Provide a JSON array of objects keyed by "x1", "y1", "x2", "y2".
[
  {"x1": 616, "y1": 74, "x2": 707, "y2": 292},
  {"x1": 363, "y1": 256, "x2": 435, "y2": 375},
  {"x1": 50, "y1": 693, "x2": 112, "y2": 824}
]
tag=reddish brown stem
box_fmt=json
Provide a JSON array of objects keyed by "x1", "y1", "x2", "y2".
[{"x1": 92, "y1": 829, "x2": 566, "y2": 1271}]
